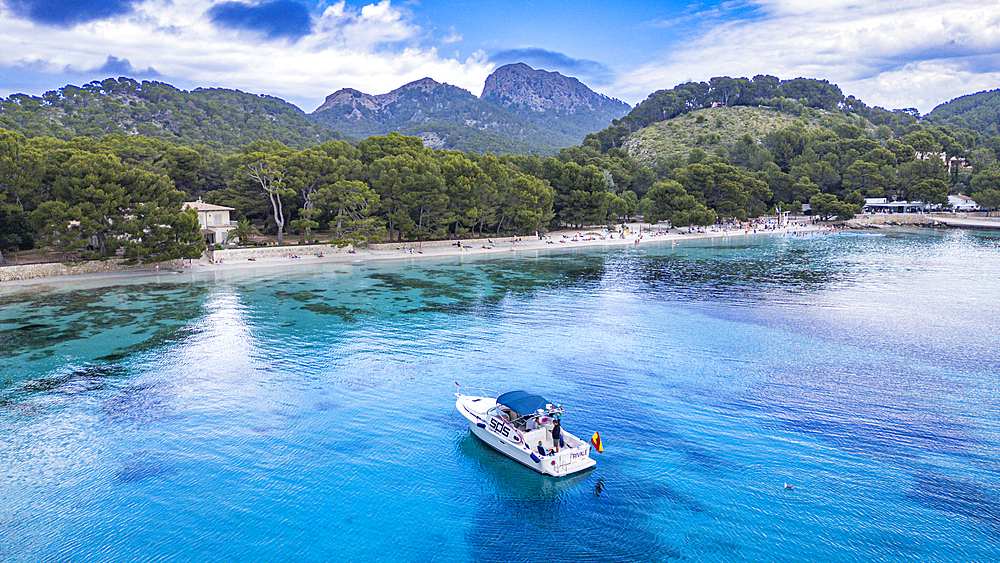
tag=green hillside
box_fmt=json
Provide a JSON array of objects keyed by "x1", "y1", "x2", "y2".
[
  {"x1": 925, "y1": 89, "x2": 1000, "y2": 137},
  {"x1": 0, "y1": 78, "x2": 342, "y2": 152},
  {"x1": 624, "y1": 105, "x2": 865, "y2": 166}
]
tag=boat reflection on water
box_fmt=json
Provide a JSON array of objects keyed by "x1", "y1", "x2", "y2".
[{"x1": 456, "y1": 433, "x2": 595, "y2": 499}]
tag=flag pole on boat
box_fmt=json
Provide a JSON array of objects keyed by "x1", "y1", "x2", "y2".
[{"x1": 591, "y1": 431, "x2": 603, "y2": 453}]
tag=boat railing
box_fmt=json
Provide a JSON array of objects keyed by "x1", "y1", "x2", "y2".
[{"x1": 454, "y1": 382, "x2": 499, "y2": 398}]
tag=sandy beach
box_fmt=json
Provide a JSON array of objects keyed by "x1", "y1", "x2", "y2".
[{"x1": 1, "y1": 221, "x2": 825, "y2": 290}]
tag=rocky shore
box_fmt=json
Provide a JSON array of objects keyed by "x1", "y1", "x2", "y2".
[{"x1": 844, "y1": 213, "x2": 1000, "y2": 230}]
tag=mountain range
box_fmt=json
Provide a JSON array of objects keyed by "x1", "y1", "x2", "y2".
[
  {"x1": 1, "y1": 64, "x2": 997, "y2": 160},
  {"x1": 0, "y1": 63, "x2": 629, "y2": 156},
  {"x1": 308, "y1": 63, "x2": 630, "y2": 154}
]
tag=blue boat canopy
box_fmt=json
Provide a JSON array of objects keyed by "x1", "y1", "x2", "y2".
[{"x1": 497, "y1": 390, "x2": 549, "y2": 417}]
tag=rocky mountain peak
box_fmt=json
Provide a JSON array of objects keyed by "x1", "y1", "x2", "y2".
[
  {"x1": 395, "y1": 77, "x2": 443, "y2": 93},
  {"x1": 314, "y1": 78, "x2": 472, "y2": 114},
  {"x1": 480, "y1": 63, "x2": 626, "y2": 114},
  {"x1": 315, "y1": 88, "x2": 378, "y2": 113},
  {"x1": 309, "y1": 62, "x2": 630, "y2": 154}
]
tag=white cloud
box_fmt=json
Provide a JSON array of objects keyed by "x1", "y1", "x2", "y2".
[
  {"x1": 442, "y1": 26, "x2": 462, "y2": 44},
  {"x1": 852, "y1": 60, "x2": 1000, "y2": 111},
  {"x1": 314, "y1": 0, "x2": 418, "y2": 47},
  {"x1": 0, "y1": 0, "x2": 494, "y2": 111},
  {"x1": 616, "y1": 0, "x2": 1000, "y2": 112}
]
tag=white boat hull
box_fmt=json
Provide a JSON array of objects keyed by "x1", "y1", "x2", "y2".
[{"x1": 456, "y1": 393, "x2": 596, "y2": 477}]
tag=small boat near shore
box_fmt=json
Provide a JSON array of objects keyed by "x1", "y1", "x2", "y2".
[{"x1": 455, "y1": 385, "x2": 597, "y2": 477}]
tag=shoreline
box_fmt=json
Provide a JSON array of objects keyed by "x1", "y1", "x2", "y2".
[
  {"x1": 844, "y1": 212, "x2": 1000, "y2": 230},
  {"x1": 1, "y1": 222, "x2": 825, "y2": 291}
]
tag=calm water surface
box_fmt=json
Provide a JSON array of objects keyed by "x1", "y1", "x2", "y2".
[{"x1": 2, "y1": 228, "x2": 999, "y2": 562}]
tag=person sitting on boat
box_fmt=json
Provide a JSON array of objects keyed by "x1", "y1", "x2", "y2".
[
  {"x1": 537, "y1": 441, "x2": 552, "y2": 456},
  {"x1": 535, "y1": 408, "x2": 551, "y2": 426},
  {"x1": 527, "y1": 414, "x2": 541, "y2": 431}
]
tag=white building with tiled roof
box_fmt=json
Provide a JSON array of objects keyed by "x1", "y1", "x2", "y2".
[{"x1": 183, "y1": 199, "x2": 237, "y2": 245}]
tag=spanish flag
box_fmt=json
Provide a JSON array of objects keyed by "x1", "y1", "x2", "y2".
[{"x1": 590, "y1": 431, "x2": 603, "y2": 453}]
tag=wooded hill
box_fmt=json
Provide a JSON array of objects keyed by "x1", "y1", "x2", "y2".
[
  {"x1": 925, "y1": 89, "x2": 1000, "y2": 137},
  {"x1": 578, "y1": 75, "x2": 1000, "y2": 224},
  {"x1": 623, "y1": 105, "x2": 863, "y2": 166},
  {"x1": 592, "y1": 75, "x2": 926, "y2": 151},
  {"x1": 0, "y1": 78, "x2": 342, "y2": 151}
]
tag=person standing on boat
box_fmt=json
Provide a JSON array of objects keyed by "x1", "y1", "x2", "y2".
[{"x1": 551, "y1": 418, "x2": 563, "y2": 452}]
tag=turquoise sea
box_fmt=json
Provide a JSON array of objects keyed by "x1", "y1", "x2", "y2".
[{"x1": 2, "y1": 228, "x2": 999, "y2": 563}]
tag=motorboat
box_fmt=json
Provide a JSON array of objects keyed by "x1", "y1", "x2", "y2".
[{"x1": 455, "y1": 385, "x2": 597, "y2": 477}]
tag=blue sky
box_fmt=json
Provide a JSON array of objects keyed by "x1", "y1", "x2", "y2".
[{"x1": 1, "y1": 0, "x2": 998, "y2": 114}]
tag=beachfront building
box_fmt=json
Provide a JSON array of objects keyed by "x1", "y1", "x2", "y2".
[
  {"x1": 184, "y1": 199, "x2": 237, "y2": 245},
  {"x1": 948, "y1": 195, "x2": 979, "y2": 212},
  {"x1": 862, "y1": 198, "x2": 933, "y2": 214}
]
